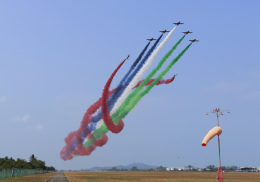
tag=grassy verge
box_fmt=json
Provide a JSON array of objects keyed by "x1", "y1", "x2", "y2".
[{"x1": 0, "y1": 172, "x2": 57, "y2": 182}]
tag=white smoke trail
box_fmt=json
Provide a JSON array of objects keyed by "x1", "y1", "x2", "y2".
[
  {"x1": 110, "y1": 26, "x2": 177, "y2": 114},
  {"x1": 83, "y1": 26, "x2": 177, "y2": 144}
]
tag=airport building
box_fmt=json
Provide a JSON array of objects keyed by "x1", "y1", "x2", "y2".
[{"x1": 237, "y1": 167, "x2": 260, "y2": 172}]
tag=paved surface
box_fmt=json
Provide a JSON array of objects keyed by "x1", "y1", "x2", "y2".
[{"x1": 47, "y1": 172, "x2": 69, "y2": 182}]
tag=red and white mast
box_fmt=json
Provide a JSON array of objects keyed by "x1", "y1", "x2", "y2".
[{"x1": 206, "y1": 108, "x2": 230, "y2": 182}]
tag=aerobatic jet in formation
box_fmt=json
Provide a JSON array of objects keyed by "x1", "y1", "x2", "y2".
[
  {"x1": 160, "y1": 29, "x2": 170, "y2": 34},
  {"x1": 189, "y1": 39, "x2": 199, "y2": 42},
  {"x1": 146, "y1": 38, "x2": 157, "y2": 42},
  {"x1": 126, "y1": 54, "x2": 130, "y2": 59},
  {"x1": 182, "y1": 31, "x2": 193, "y2": 35},
  {"x1": 173, "y1": 21, "x2": 184, "y2": 26}
]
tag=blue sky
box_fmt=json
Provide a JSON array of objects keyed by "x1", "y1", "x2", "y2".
[{"x1": 0, "y1": 1, "x2": 260, "y2": 170}]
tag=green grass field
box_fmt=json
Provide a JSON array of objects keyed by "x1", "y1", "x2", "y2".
[{"x1": 64, "y1": 171, "x2": 260, "y2": 182}]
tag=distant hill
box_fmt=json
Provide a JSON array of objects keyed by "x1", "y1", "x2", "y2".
[{"x1": 88, "y1": 162, "x2": 158, "y2": 171}]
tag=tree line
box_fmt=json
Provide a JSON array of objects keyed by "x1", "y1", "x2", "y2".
[{"x1": 0, "y1": 154, "x2": 55, "y2": 171}]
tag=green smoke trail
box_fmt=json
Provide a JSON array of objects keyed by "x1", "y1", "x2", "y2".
[
  {"x1": 83, "y1": 43, "x2": 192, "y2": 148},
  {"x1": 111, "y1": 35, "x2": 186, "y2": 122},
  {"x1": 82, "y1": 36, "x2": 186, "y2": 147},
  {"x1": 118, "y1": 43, "x2": 192, "y2": 119},
  {"x1": 83, "y1": 123, "x2": 108, "y2": 147}
]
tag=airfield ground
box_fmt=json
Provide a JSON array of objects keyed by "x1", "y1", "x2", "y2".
[
  {"x1": 64, "y1": 171, "x2": 260, "y2": 182},
  {"x1": 0, "y1": 171, "x2": 260, "y2": 182}
]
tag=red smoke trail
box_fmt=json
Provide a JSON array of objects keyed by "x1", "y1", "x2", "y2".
[
  {"x1": 60, "y1": 89, "x2": 115, "y2": 160},
  {"x1": 62, "y1": 57, "x2": 129, "y2": 159},
  {"x1": 101, "y1": 59, "x2": 127, "y2": 133},
  {"x1": 61, "y1": 75, "x2": 176, "y2": 160},
  {"x1": 76, "y1": 76, "x2": 177, "y2": 156},
  {"x1": 101, "y1": 59, "x2": 177, "y2": 134},
  {"x1": 133, "y1": 74, "x2": 177, "y2": 89}
]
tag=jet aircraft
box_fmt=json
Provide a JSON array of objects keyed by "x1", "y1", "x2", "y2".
[
  {"x1": 189, "y1": 39, "x2": 199, "y2": 42},
  {"x1": 173, "y1": 21, "x2": 184, "y2": 26},
  {"x1": 126, "y1": 54, "x2": 130, "y2": 59},
  {"x1": 147, "y1": 38, "x2": 157, "y2": 42},
  {"x1": 160, "y1": 29, "x2": 170, "y2": 34},
  {"x1": 182, "y1": 31, "x2": 193, "y2": 34}
]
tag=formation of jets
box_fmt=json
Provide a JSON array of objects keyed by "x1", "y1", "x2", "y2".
[
  {"x1": 146, "y1": 38, "x2": 157, "y2": 42},
  {"x1": 146, "y1": 22, "x2": 198, "y2": 43},
  {"x1": 182, "y1": 31, "x2": 192, "y2": 35},
  {"x1": 189, "y1": 39, "x2": 199, "y2": 42},
  {"x1": 160, "y1": 29, "x2": 170, "y2": 34},
  {"x1": 173, "y1": 21, "x2": 184, "y2": 26}
]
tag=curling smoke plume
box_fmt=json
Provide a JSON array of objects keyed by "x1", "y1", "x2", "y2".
[{"x1": 61, "y1": 27, "x2": 194, "y2": 160}]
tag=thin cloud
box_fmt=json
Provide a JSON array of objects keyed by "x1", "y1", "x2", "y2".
[
  {"x1": 215, "y1": 81, "x2": 249, "y2": 93},
  {"x1": 26, "y1": 124, "x2": 44, "y2": 131},
  {"x1": 36, "y1": 124, "x2": 44, "y2": 131},
  {"x1": 203, "y1": 81, "x2": 249, "y2": 95},
  {"x1": 247, "y1": 70, "x2": 260, "y2": 80},
  {"x1": 13, "y1": 114, "x2": 30, "y2": 123},
  {"x1": 0, "y1": 96, "x2": 6, "y2": 103},
  {"x1": 242, "y1": 91, "x2": 260, "y2": 101}
]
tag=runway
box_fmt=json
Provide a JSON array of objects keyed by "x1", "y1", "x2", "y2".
[{"x1": 47, "y1": 172, "x2": 69, "y2": 182}]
